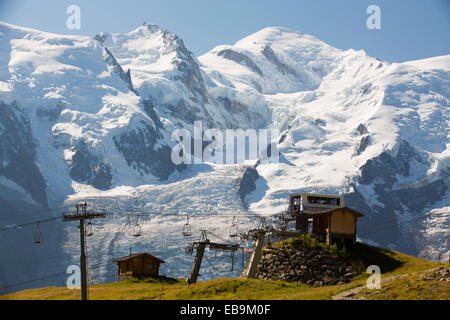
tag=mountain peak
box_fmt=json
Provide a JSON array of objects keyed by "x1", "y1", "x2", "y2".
[
  {"x1": 235, "y1": 26, "x2": 331, "y2": 50},
  {"x1": 125, "y1": 22, "x2": 164, "y2": 38}
]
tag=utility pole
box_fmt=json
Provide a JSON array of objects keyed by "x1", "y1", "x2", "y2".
[
  {"x1": 241, "y1": 216, "x2": 304, "y2": 279},
  {"x1": 63, "y1": 202, "x2": 105, "y2": 300},
  {"x1": 187, "y1": 230, "x2": 209, "y2": 285},
  {"x1": 242, "y1": 230, "x2": 266, "y2": 279}
]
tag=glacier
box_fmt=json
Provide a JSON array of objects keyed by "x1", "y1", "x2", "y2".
[{"x1": 0, "y1": 22, "x2": 448, "y2": 293}]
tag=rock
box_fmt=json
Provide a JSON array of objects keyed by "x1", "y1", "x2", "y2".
[
  {"x1": 254, "y1": 240, "x2": 360, "y2": 286},
  {"x1": 344, "y1": 272, "x2": 357, "y2": 278},
  {"x1": 302, "y1": 270, "x2": 313, "y2": 280},
  {"x1": 321, "y1": 258, "x2": 340, "y2": 265},
  {"x1": 313, "y1": 281, "x2": 323, "y2": 287},
  {"x1": 323, "y1": 277, "x2": 333, "y2": 284},
  {"x1": 343, "y1": 292, "x2": 356, "y2": 298},
  {"x1": 307, "y1": 259, "x2": 320, "y2": 267}
]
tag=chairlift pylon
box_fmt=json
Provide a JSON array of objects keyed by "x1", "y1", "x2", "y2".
[
  {"x1": 33, "y1": 222, "x2": 42, "y2": 244},
  {"x1": 182, "y1": 214, "x2": 192, "y2": 237},
  {"x1": 229, "y1": 216, "x2": 238, "y2": 238},
  {"x1": 133, "y1": 216, "x2": 143, "y2": 237}
]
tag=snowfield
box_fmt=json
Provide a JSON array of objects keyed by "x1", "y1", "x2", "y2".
[{"x1": 0, "y1": 22, "x2": 448, "y2": 293}]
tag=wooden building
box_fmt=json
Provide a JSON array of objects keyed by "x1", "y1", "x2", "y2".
[
  {"x1": 114, "y1": 252, "x2": 165, "y2": 280},
  {"x1": 307, "y1": 207, "x2": 364, "y2": 245}
]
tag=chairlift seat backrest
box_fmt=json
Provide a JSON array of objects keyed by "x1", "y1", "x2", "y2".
[
  {"x1": 134, "y1": 224, "x2": 142, "y2": 237},
  {"x1": 86, "y1": 220, "x2": 94, "y2": 237},
  {"x1": 33, "y1": 222, "x2": 42, "y2": 244},
  {"x1": 229, "y1": 224, "x2": 238, "y2": 237},
  {"x1": 182, "y1": 215, "x2": 192, "y2": 236},
  {"x1": 182, "y1": 223, "x2": 192, "y2": 236}
]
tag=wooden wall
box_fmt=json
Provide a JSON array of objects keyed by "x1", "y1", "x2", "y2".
[
  {"x1": 330, "y1": 210, "x2": 356, "y2": 235},
  {"x1": 118, "y1": 256, "x2": 160, "y2": 277}
]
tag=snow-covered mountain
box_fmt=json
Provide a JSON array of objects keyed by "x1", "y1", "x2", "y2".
[{"x1": 0, "y1": 22, "x2": 448, "y2": 293}]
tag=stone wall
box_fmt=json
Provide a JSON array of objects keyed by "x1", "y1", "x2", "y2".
[{"x1": 255, "y1": 238, "x2": 359, "y2": 287}]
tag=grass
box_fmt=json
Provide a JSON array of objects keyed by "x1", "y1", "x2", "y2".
[
  {"x1": 0, "y1": 277, "x2": 365, "y2": 300},
  {"x1": 357, "y1": 272, "x2": 450, "y2": 300},
  {"x1": 1, "y1": 241, "x2": 445, "y2": 300},
  {"x1": 0, "y1": 278, "x2": 188, "y2": 301}
]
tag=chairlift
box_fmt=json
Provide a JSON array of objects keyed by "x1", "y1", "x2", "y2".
[
  {"x1": 240, "y1": 232, "x2": 249, "y2": 242},
  {"x1": 182, "y1": 215, "x2": 192, "y2": 237},
  {"x1": 133, "y1": 216, "x2": 143, "y2": 237},
  {"x1": 33, "y1": 222, "x2": 42, "y2": 244},
  {"x1": 185, "y1": 243, "x2": 194, "y2": 255},
  {"x1": 86, "y1": 219, "x2": 94, "y2": 237},
  {"x1": 229, "y1": 216, "x2": 238, "y2": 238}
]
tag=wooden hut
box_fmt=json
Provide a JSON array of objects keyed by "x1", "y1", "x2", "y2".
[
  {"x1": 114, "y1": 252, "x2": 165, "y2": 280},
  {"x1": 307, "y1": 207, "x2": 364, "y2": 245}
]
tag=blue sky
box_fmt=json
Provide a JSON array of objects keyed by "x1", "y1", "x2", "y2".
[{"x1": 0, "y1": 0, "x2": 449, "y2": 62}]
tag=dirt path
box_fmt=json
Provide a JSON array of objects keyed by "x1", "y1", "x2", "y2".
[{"x1": 331, "y1": 268, "x2": 440, "y2": 300}]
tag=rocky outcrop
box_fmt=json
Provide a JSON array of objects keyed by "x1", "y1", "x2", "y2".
[
  {"x1": 356, "y1": 135, "x2": 370, "y2": 155},
  {"x1": 163, "y1": 30, "x2": 208, "y2": 103},
  {"x1": 255, "y1": 237, "x2": 359, "y2": 286},
  {"x1": 68, "y1": 141, "x2": 113, "y2": 190},
  {"x1": 113, "y1": 122, "x2": 183, "y2": 181},
  {"x1": 261, "y1": 45, "x2": 297, "y2": 77},
  {"x1": 103, "y1": 47, "x2": 138, "y2": 95},
  {"x1": 238, "y1": 165, "x2": 260, "y2": 206},
  {"x1": 422, "y1": 267, "x2": 450, "y2": 282},
  {"x1": 217, "y1": 49, "x2": 263, "y2": 77},
  {"x1": 0, "y1": 101, "x2": 48, "y2": 208},
  {"x1": 217, "y1": 97, "x2": 266, "y2": 129},
  {"x1": 90, "y1": 163, "x2": 113, "y2": 190},
  {"x1": 346, "y1": 140, "x2": 448, "y2": 252}
]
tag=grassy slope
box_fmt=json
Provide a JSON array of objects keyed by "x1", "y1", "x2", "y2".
[
  {"x1": 357, "y1": 271, "x2": 450, "y2": 300},
  {"x1": 1, "y1": 242, "x2": 447, "y2": 300}
]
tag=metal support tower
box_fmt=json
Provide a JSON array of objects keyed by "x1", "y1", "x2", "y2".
[{"x1": 63, "y1": 202, "x2": 105, "y2": 300}]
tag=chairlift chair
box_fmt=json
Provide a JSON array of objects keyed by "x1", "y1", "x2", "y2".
[
  {"x1": 86, "y1": 220, "x2": 94, "y2": 237},
  {"x1": 33, "y1": 222, "x2": 42, "y2": 244},
  {"x1": 182, "y1": 215, "x2": 192, "y2": 237},
  {"x1": 240, "y1": 232, "x2": 249, "y2": 242},
  {"x1": 133, "y1": 216, "x2": 143, "y2": 237},
  {"x1": 229, "y1": 216, "x2": 238, "y2": 238}
]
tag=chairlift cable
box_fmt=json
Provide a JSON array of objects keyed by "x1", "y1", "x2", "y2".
[
  {"x1": 204, "y1": 255, "x2": 220, "y2": 272},
  {"x1": 0, "y1": 205, "x2": 73, "y2": 222}
]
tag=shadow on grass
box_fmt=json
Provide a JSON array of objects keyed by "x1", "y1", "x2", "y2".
[
  {"x1": 346, "y1": 242, "x2": 404, "y2": 273},
  {"x1": 127, "y1": 275, "x2": 182, "y2": 285}
]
